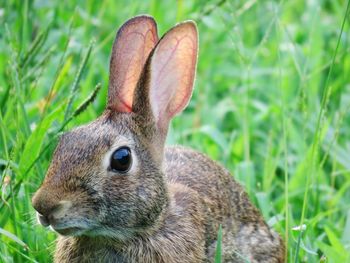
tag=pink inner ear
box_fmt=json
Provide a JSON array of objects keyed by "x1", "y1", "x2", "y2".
[
  {"x1": 108, "y1": 16, "x2": 158, "y2": 112},
  {"x1": 149, "y1": 22, "x2": 198, "y2": 127}
]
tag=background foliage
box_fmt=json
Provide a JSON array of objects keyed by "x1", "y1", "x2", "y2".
[{"x1": 1, "y1": 0, "x2": 350, "y2": 262}]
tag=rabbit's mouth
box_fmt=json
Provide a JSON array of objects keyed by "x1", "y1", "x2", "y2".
[
  {"x1": 51, "y1": 226, "x2": 84, "y2": 236},
  {"x1": 36, "y1": 211, "x2": 90, "y2": 236},
  {"x1": 50, "y1": 223, "x2": 91, "y2": 236}
]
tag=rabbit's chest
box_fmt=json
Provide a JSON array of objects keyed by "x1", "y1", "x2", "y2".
[{"x1": 55, "y1": 248, "x2": 129, "y2": 263}]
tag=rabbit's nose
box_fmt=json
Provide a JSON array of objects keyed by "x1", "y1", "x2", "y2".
[{"x1": 32, "y1": 188, "x2": 62, "y2": 225}]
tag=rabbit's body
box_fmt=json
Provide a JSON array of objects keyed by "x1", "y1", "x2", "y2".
[
  {"x1": 32, "y1": 16, "x2": 285, "y2": 263},
  {"x1": 165, "y1": 147, "x2": 284, "y2": 262}
]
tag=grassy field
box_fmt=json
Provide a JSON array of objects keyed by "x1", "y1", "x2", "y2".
[{"x1": 1, "y1": 0, "x2": 350, "y2": 262}]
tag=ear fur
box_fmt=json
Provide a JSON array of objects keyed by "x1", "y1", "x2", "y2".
[
  {"x1": 107, "y1": 15, "x2": 158, "y2": 112},
  {"x1": 133, "y1": 21, "x2": 198, "y2": 130}
]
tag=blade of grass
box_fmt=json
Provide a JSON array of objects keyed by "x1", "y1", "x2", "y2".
[
  {"x1": 64, "y1": 40, "x2": 94, "y2": 121},
  {"x1": 40, "y1": 13, "x2": 76, "y2": 120},
  {"x1": 20, "y1": 24, "x2": 51, "y2": 68},
  {"x1": 18, "y1": 103, "x2": 65, "y2": 177},
  {"x1": 275, "y1": 9, "x2": 290, "y2": 257},
  {"x1": 0, "y1": 228, "x2": 29, "y2": 250},
  {"x1": 214, "y1": 224, "x2": 222, "y2": 263}
]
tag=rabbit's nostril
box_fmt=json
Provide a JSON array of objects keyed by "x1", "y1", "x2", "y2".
[{"x1": 37, "y1": 212, "x2": 50, "y2": 227}]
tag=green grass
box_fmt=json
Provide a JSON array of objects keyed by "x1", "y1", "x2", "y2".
[{"x1": 1, "y1": 0, "x2": 350, "y2": 262}]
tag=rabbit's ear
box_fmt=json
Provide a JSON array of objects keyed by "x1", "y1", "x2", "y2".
[
  {"x1": 136, "y1": 21, "x2": 198, "y2": 130},
  {"x1": 107, "y1": 15, "x2": 158, "y2": 112}
]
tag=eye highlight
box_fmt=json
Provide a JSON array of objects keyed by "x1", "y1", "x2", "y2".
[{"x1": 110, "y1": 147, "x2": 132, "y2": 173}]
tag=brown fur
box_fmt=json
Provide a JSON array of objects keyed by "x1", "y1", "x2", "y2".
[{"x1": 32, "y1": 15, "x2": 285, "y2": 263}]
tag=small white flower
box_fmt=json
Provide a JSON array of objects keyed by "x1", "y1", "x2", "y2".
[
  {"x1": 292, "y1": 224, "x2": 307, "y2": 231},
  {"x1": 30, "y1": 122, "x2": 37, "y2": 131}
]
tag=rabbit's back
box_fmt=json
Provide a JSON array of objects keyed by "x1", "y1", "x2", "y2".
[
  {"x1": 164, "y1": 146, "x2": 262, "y2": 224},
  {"x1": 164, "y1": 146, "x2": 284, "y2": 262}
]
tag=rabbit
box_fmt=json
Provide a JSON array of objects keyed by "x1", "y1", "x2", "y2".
[{"x1": 32, "y1": 15, "x2": 285, "y2": 263}]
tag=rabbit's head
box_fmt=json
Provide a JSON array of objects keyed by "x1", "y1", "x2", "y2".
[{"x1": 32, "y1": 15, "x2": 198, "y2": 240}]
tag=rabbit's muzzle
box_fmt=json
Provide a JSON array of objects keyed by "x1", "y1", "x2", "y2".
[{"x1": 32, "y1": 188, "x2": 77, "y2": 234}]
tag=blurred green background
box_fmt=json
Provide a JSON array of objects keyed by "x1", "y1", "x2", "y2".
[{"x1": 1, "y1": 0, "x2": 350, "y2": 262}]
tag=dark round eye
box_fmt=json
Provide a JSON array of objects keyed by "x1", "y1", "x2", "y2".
[{"x1": 110, "y1": 147, "x2": 132, "y2": 173}]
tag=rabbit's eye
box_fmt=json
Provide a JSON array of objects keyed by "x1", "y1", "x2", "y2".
[{"x1": 110, "y1": 147, "x2": 132, "y2": 173}]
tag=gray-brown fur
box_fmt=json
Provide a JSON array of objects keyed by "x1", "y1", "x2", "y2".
[{"x1": 32, "y1": 15, "x2": 285, "y2": 263}]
